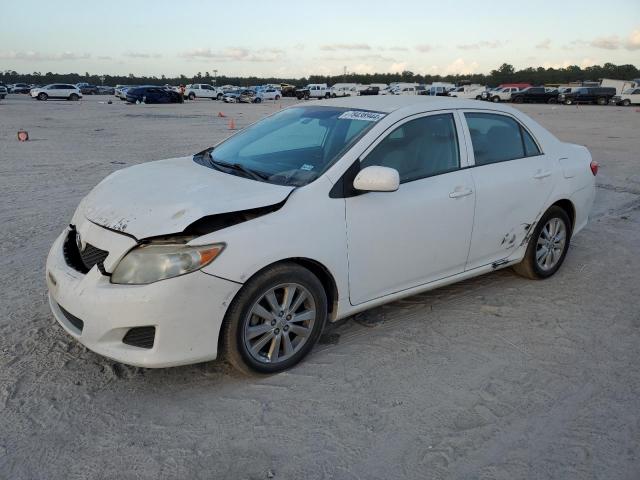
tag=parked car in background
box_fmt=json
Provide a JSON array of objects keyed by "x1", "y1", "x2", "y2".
[
  {"x1": 296, "y1": 84, "x2": 330, "y2": 100},
  {"x1": 45, "y1": 96, "x2": 596, "y2": 373},
  {"x1": 359, "y1": 86, "x2": 380, "y2": 96},
  {"x1": 330, "y1": 84, "x2": 358, "y2": 98},
  {"x1": 558, "y1": 87, "x2": 616, "y2": 105},
  {"x1": 0, "y1": 84, "x2": 7, "y2": 99},
  {"x1": 223, "y1": 89, "x2": 255, "y2": 103},
  {"x1": 76, "y1": 83, "x2": 99, "y2": 95},
  {"x1": 511, "y1": 87, "x2": 559, "y2": 104},
  {"x1": 448, "y1": 85, "x2": 486, "y2": 100},
  {"x1": 184, "y1": 84, "x2": 221, "y2": 100},
  {"x1": 115, "y1": 85, "x2": 134, "y2": 100},
  {"x1": 30, "y1": 84, "x2": 82, "y2": 101},
  {"x1": 96, "y1": 85, "x2": 115, "y2": 95},
  {"x1": 613, "y1": 87, "x2": 640, "y2": 106},
  {"x1": 255, "y1": 86, "x2": 282, "y2": 102},
  {"x1": 481, "y1": 87, "x2": 520, "y2": 102},
  {"x1": 9, "y1": 83, "x2": 32, "y2": 94},
  {"x1": 125, "y1": 86, "x2": 184, "y2": 104},
  {"x1": 280, "y1": 83, "x2": 297, "y2": 97},
  {"x1": 393, "y1": 84, "x2": 418, "y2": 95}
]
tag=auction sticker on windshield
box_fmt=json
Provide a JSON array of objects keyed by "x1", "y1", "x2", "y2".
[{"x1": 338, "y1": 111, "x2": 386, "y2": 122}]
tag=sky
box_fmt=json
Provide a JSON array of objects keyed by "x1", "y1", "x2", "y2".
[{"x1": 1, "y1": 0, "x2": 639, "y2": 78}]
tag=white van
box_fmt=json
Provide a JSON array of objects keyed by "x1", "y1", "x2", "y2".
[{"x1": 330, "y1": 83, "x2": 358, "y2": 98}]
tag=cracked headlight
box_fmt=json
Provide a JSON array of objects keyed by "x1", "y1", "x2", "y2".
[{"x1": 111, "y1": 242, "x2": 225, "y2": 285}]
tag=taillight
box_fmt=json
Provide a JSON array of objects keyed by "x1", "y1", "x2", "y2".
[{"x1": 590, "y1": 160, "x2": 599, "y2": 176}]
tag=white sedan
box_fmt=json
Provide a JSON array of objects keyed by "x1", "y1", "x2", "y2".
[
  {"x1": 31, "y1": 84, "x2": 82, "y2": 101},
  {"x1": 46, "y1": 97, "x2": 596, "y2": 373}
]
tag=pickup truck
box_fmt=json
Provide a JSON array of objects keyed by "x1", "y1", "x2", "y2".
[
  {"x1": 558, "y1": 87, "x2": 616, "y2": 105},
  {"x1": 184, "y1": 84, "x2": 221, "y2": 100},
  {"x1": 481, "y1": 87, "x2": 521, "y2": 102},
  {"x1": 510, "y1": 87, "x2": 559, "y2": 104},
  {"x1": 296, "y1": 84, "x2": 330, "y2": 100}
]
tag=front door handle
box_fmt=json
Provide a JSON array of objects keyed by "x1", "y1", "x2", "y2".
[
  {"x1": 533, "y1": 170, "x2": 552, "y2": 179},
  {"x1": 449, "y1": 188, "x2": 473, "y2": 199}
]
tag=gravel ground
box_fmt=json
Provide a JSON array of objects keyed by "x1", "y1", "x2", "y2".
[{"x1": 1, "y1": 94, "x2": 639, "y2": 480}]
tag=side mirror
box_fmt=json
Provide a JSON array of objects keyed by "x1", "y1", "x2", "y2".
[{"x1": 353, "y1": 166, "x2": 400, "y2": 193}]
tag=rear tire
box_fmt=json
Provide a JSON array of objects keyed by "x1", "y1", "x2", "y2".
[
  {"x1": 221, "y1": 263, "x2": 327, "y2": 374},
  {"x1": 217, "y1": 93, "x2": 223, "y2": 100},
  {"x1": 596, "y1": 97, "x2": 606, "y2": 105},
  {"x1": 491, "y1": 96, "x2": 500, "y2": 103},
  {"x1": 275, "y1": 95, "x2": 280, "y2": 100},
  {"x1": 564, "y1": 99, "x2": 573, "y2": 105},
  {"x1": 188, "y1": 93, "x2": 196, "y2": 100},
  {"x1": 513, "y1": 206, "x2": 571, "y2": 280},
  {"x1": 254, "y1": 97, "x2": 262, "y2": 103},
  {"x1": 325, "y1": 93, "x2": 330, "y2": 99},
  {"x1": 513, "y1": 96, "x2": 524, "y2": 104},
  {"x1": 547, "y1": 97, "x2": 557, "y2": 104}
]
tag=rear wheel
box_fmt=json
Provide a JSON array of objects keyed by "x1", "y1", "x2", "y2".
[
  {"x1": 513, "y1": 206, "x2": 571, "y2": 280},
  {"x1": 564, "y1": 99, "x2": 573, "y2": 105},
  {"x1": 37, "y1": 93, "x2": 48, "y2": 101},
  {"x1": 69, "y1": 93, "x2": 79, "y2": 101},
  {"x1": 547, "y1": 97, "x2": 557, "y2": 104},
  {"x1": 325, "y1": 93, "x2": 330, "y2": 99},
  {"x1": 188, "y1": 93, "x2": 196, "y2": 100},
  {"x1": 221, "y1": 263, "x2": 327, "y2": 374},
  {"x1": 217, "y1": 93, "x2": 223, "y2": 100},
  {"x1": 304, "y1": 93, "x2": 310, "y2": 100},
  {"x1": 513, "y1": 96, "x2": 524, "y2": 104},
  {"x1": 596, "y1": 97, "x2": 607, "y2": 105},
  {"x1": 254, "y1": 97, "x2": 262, "y2": 103},
  {"x1": 491, "y1": 96, "x2": 500, "y2": 103},
  {"x1": 275, "y1": 95, "x2": 280, "y2": 100}
]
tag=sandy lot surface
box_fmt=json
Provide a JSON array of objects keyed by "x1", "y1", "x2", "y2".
[{"x1": 1, "y1": 94, "x2": 639, "y2": 479}]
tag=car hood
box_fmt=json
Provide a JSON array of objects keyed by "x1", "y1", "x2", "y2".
[{"x1": 81, "y1": 156, "x2": 294, "y2": 239}]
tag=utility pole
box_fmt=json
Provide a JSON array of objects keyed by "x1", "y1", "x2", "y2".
[
  {"x1": 213, "y1": 69, "x2": 218, "y2": 86},
  {"x1": 343, "y1": 66, "x2": 347, "y2": 83}
]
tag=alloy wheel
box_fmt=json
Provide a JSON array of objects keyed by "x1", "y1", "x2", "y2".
[
  {"x1": 243, "y1": 283, "x2": 316, "y2": 365},
  {"x1": 536, "y1": 218, "x2": 567, "y2": 271}
]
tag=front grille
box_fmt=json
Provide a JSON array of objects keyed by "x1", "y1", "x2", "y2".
[
  {"x1": 122, "y1": 327, "x2": 156, "y2": 349},
  {"x1": 58, "y1": 304, "x2": 84, "y2": 332},
  {"x1": 63, "y1": 228, "x2": 109, "y2": 274}
]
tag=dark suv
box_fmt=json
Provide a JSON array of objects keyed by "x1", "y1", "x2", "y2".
[{"x1": 558, "y1": 87, "x2": 616, "y2": 105}]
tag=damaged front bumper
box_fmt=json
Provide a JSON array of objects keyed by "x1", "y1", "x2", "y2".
[{"x1": 46, "y1": 225, "x2": 242, "y2": 368}]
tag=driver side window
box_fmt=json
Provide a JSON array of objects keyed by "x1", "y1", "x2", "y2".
[{"x1": 361, "y1": 113, "x2": 460, "y2": 183}]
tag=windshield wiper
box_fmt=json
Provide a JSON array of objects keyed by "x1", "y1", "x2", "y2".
[
  {"x1": 194, "y1": 147, "x2": 269, "y2": 182},
  {"x1": 210, "y1": 159, "x2": 269, "y2": 182}
]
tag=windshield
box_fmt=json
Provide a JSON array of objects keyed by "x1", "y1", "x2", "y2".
[{"x1": 196, "y1": 106, "x2": 384, "y2": 186}]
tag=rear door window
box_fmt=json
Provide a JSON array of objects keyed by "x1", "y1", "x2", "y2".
[{"x1": 465, "y1": 113, "x2": 541, "y2": 165}]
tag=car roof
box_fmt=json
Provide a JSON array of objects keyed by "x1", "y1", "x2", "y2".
[{"x1": 305, "y1": 95, "x2": 518, "y2": 114}]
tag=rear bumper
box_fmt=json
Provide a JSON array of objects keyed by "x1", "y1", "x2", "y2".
[{"x1": 46, "y1": 229, "x2": 242, "y2": 368}]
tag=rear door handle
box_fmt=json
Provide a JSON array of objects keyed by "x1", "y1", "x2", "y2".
[
  {"x1": 533, "y1": 170, "x2": 552, "y2": 179},
  {"x1": 449, "y1": 188, "x2": 473, "y2": 199}
]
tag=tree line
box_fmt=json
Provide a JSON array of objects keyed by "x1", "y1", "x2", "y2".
[{"x1": 1, "y1": 62, "x2": 638, "y2": 88}]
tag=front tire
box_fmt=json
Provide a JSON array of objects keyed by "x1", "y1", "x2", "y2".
[
  {"x1": 513, "y1": 206, "x2": 571, "y2": 280},
  {"x1": 221, "y1": 263, "x2": 328, "y2": 374},
  {"x1": 513, "y1": 96, "x2": 524, "y2": 104},
  {"x1": 491, "y1": 96, "x2": 500, "y2": 103},
  {"x1": 622, "y1": 99, "x2": 631, "y2": 106},
  {"x1": 188, "y1": 93, "x2": 196, "y2": 100},
  {"x1": 69, "y1": 93, "x2": 79, "y2": 101},
  {"x1": 547, "y1": 97, "x2": 557, "y2": 104},
  {"x1": 38, "y1": 93, "x2": 48, "y2": 101}
]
